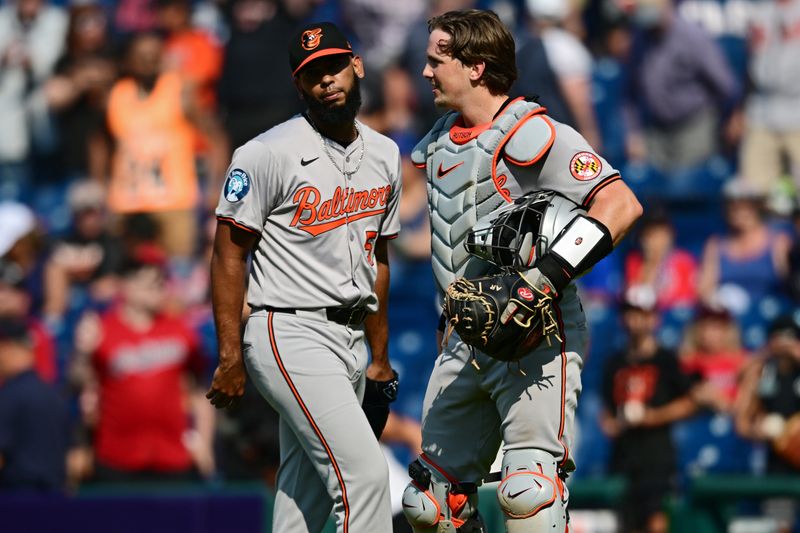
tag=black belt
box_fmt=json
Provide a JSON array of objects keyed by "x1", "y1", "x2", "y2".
[{"x1": 263, "y1": 306, "x2": 369, "y2": 327}]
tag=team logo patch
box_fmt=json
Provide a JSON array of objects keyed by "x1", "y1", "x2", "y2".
[
  {"x1": 517, "y1": 287, "x2": 534, "y2": 301},
  {"x1": 302, "y1": 28, "x2": 323, "y2": 50},
  {"x1": 570, "y1": 152, "x2": 602, "y2": 181},
  {"x1": 224, "y1": 168, "x2": 251, "y2": 203}
]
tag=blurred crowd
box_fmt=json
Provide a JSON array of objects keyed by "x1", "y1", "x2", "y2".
[{"x1": 1, "y1": 0, "x2": 800, "y2": 530}]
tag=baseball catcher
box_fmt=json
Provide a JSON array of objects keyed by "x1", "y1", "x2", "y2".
[{"x1": 402, "y1": 11, "x2": 642, "y2": 533}]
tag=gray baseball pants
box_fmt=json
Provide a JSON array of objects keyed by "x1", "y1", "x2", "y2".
[{"x1": 243, "y1": 310, "x2": 392, "y2": 533}]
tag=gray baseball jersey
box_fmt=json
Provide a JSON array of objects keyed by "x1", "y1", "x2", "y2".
[
  {"x1": 215, "y1": 114, "x2": 401, "y2": 533},
  {"x1": 216, "y1": 114, "x2": 402, "y2": 312},
  {"x1": 412, "y1": 97, "x2": 619, "y2": 485}
]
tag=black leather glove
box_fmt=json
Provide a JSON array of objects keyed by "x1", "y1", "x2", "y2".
[
  {"x1": 443, "y1": 269, "x2": 560, "y2": 361},
  {"x1": 362, "y1": 370, "x2": 399, "y2": 439}
]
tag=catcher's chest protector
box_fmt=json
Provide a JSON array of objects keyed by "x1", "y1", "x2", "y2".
[{"x1": 412, "y1": 99, "x2": 549, "y2": 293}]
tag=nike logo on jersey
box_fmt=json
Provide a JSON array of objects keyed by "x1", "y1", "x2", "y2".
[
  {"x1": 290, "y1": 185, "x2": 392, "y2": 236},
  {"x1": 437, "y1": 161, "x2": 463, "y2": 179},
  {"x1": 300, "y1": 156, "x2": 319, "y2": 166}
]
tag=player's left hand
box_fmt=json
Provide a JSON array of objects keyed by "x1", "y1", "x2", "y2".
[
  {"x1": 206, "y1": 357, "x2": 246, "y2": 409},
  {"x1": 362, "y1": 367, "x2": 399, "y2": 440}
]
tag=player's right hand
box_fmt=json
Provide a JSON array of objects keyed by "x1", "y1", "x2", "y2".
[{"x1": 206, "y1": 357, "x2": 246, "y2": 409}]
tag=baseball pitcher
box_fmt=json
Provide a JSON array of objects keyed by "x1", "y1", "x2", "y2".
[{"x1": 206, "y1": 22, "x2": 402, "y2": 533}]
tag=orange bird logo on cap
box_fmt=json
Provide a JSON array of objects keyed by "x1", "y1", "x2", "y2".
[{"x1": 302, "y1": 28, "x2": 323, "y2": 50}]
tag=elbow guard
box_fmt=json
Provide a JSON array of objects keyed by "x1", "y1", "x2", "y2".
[{"x1": 535, "y1": 215, "x2": 613, "y2": 292}]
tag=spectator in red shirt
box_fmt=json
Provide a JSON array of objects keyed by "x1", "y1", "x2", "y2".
[
  {"x1": 70, "y1": 253, "x2": 214, "y2": 483},
  {"x1": 624, "y1": 210, "x2": 698, "y2": 311},
  {"x1": 680, "y1": 305, "x2": 748, "y2": 413}
]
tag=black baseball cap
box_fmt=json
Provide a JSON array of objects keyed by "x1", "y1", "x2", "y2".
[{"x1": 288, "y1": 22, "x2": 353, "y2": 77}]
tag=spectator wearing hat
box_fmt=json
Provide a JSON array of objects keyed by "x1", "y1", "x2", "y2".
[
  {"x1": 680, "y1": 305, "x2": 748, "y2": 413},
  {"x1": 0, "y1": 202, "x2": 55, "y2": 383},
  {"x1": 0, "y1": 202, "x2": 43, "y2": 300},
  {"x1": 0, "y1": 317, "x2": 68, "y2": 492},
  {"x1": 735, "y1": 314, "x2": 800, "y2": 474},
  {"x1": 624, "y1": 210, "x2": 698, "y2": 312},
  {"x1": 600, "y1": 286, "x2": 696, "y2": 533},
  {"x1": 69, "y1": 254, "x2": 213, "y2": 484},
  {"x1": 698, "y1": 179, "x2": 791, "y2": 318}
]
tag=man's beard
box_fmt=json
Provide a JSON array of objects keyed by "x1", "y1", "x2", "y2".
[{"x1": 303, "y1": 77, "x2": 362, "y2": 127}]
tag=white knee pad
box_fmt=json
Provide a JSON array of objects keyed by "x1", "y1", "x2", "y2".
[
  {"x1": 497, "y1": 449, "x2": 568, "y2": 532},
  {"x1": 402, "y1": 457, "x2": 481, "y2": 532}
]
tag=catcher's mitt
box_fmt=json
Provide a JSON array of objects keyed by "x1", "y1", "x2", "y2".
[
  {"x1": 443, "y1": 269, "x2": 561, "y2": 362},
  {"x1": 772, "y1": 412, "x2": 800, "y2": 469}
]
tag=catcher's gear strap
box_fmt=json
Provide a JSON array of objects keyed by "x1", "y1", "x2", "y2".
[
  {"x1": 536, "y1": 214, "x2": 613, "y2": 292},
  {"x1": 497, "y1": 449, "x2": 568, "y2": 532},
  {"x1": 502, "y1": 115, "x2": 555, "y2": 166},
  {"x1": 402, "y1": 457, "x2": 479, "y2": 532}
]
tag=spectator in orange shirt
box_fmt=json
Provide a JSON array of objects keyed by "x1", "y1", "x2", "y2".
[
  {"x1": 103, "y1": 32, "x2": 228, "y2": 259},
  {"x1": 157, "y1": 0, "x2": 222, "y2": 112}
]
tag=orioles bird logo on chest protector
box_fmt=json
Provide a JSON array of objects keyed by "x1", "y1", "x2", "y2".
[{"x1": 302, "y1": 28, "x2": 323, "y2": 50}]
